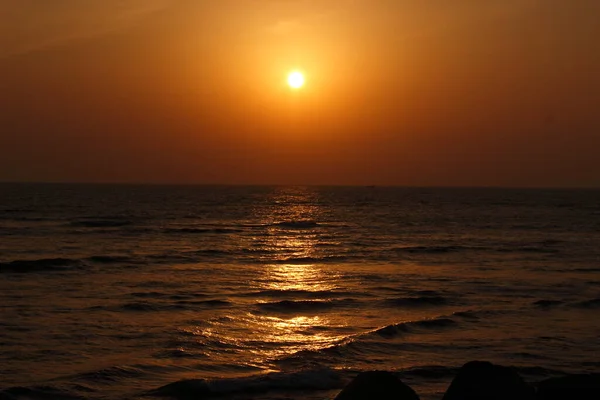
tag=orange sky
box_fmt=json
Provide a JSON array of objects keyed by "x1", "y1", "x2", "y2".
[{"x1": 1, "y1": 0, "x2": 599, "y2": 187}]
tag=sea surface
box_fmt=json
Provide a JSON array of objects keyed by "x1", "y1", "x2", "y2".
[{"x1": 1, "y1": 184, "x2": 599, "y2": 400}]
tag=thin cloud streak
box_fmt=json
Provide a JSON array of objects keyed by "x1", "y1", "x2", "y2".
[{"x1": 0, "y1": 0, "x2": 173, "y2": 58}]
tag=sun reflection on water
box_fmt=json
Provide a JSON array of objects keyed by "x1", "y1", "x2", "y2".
[
  {"x1": 259, "y1": 263, "x2": 339, "y2": 292},
  {"x1": 246, "y1": 187, "x2": 348, "y2": 364},
  {"x1": 186, "y1": 187, "x2": 354, "y2": 370},
  {"x1": 250, "y1": 262, "x2": 346, "y2": 363}
]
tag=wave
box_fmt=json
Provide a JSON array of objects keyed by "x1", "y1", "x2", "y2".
[
  {"x1": 163, "y1": 227, "x2": 243, "y2": 234},
  {"x1": 582, "y1": 361, "x2": 600, "y2": 367},
  {"x1": 69, "y1": 218, "x2": 134, "y2": 228},
  {"x1": 570, "y1": 268, "x2": 600, "y2": 273},
  {"x1": 571, "y1": 298, "x2": 600, "y2": 309},
  {"x1": 510, "y1": 246, "x2": 560, "y2": 254},
  {"x1": 382, "y1": 296, "x2": 448, "y2": 307},
  {"x1": 118, "y1": 302, "x2": 184, "y2": 312},
  {"x1": 73, "y1": 365, "x2": 145, "y2": 383},
  {"x1": 146, "y1": 249, "x2": 231, "y2": 264},
  {"x1": 0, "y1": 254, "x2": 145, "y2": 273},
  {"x1": 87, "y1": 255, "x2": 135, "y2": 264},
  {"x1": 0, "y1": 215, "x2": 55, "y2": 222},
  {"x1": 0, "y1": 208, "x2": 36, "y2": 213},
  {"x1": 390, "y1": 244, "x2": 561, "y2": 255},
  {"x1": 149, "y1": 367, "x2": 345, "y2": 399},
  {"x1": 276, "y1": 255, "x2": 350, "y2": 264},
  {"x1": 392, "y1": 245, "x2": 473, "y2": 254},
  {"x1": 273, "y1": 220, "x2": 320, "y2": 229},
  {"x1": 276, "y1": 316, "x2": 462, "y2": 367},
  {"x1": 256, "y1": 299, "x2": 355, "y2": 313},
  {"x1": 495, "y1": 244, "x2": 560, "y2": 254},
  {"x1": 185, "y1": 249, "x2": 231, "y2": 257},
  {"x1": 129, "y1": 291, "x2": 205, "y2": 300},
  {"x1": 92, "y1": 299, "x2": 231, "y2": 313},
  {"x1": 0, "y1": 257, "x2": 86, "y2": 273},
  {"x1": 452, "y1": 310, "x2": 480, "y2": 320},
  {"x1": 372, "y1": 317, "x2": 457, "y2": 338},
  {"x1": 241, "y1": 289, "x2": 359, "y2": 299},
  {"x1": 174, "y1": 299, "x2": 232, "y2": 307},
  {"x1": 533, "y1": 300, "x2": 565, "y2": 308}
]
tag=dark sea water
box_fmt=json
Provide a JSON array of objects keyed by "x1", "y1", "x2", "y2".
[{"x1": 1, "y1": 184, "x2": 599, "y2": 400}]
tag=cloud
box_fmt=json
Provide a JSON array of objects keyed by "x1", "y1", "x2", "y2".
[{"x1": 0, "y1": 0, "x2": 172, "y2": 58}]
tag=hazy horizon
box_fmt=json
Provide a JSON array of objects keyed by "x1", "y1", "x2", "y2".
[{"x1": 3, "y1": 180, "x2": 600, "y2": 190}]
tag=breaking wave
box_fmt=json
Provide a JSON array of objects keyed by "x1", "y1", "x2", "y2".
[{"x1": 372, "y1": 317, "x2": 457, "y2": 338}]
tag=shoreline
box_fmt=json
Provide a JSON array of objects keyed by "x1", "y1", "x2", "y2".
[{"x1": 144, "y1": 361, "x2": 599, "y2": 400}]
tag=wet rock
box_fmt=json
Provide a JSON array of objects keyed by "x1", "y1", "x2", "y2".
[
  {"x1": 335, "y1": 371, "x2": 420, "y2": 400},
  {"x1": 536, "y1": 374, "x2": 600, "y2": 400},
  {"x1": 442, "y1": 361, "x2": 534, "y2": 400}
]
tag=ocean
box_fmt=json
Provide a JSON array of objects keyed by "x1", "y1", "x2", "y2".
[{"x1": 1, "y1": 184, "x2": 599, "y2": 400}]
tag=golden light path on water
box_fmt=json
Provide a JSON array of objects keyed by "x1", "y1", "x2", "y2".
[
  {"x1": 176, "y1": 186, "x2": 440, "y2": 377},
  {"x1": 192, "y1": 188, "x2": 354, "y2": 371},
  {"x1": 245, "y1": 260, "x2": 348, "y2": 365},
  {"x1": 194, "y1": 258, "x2": 351, "y2": 369}
]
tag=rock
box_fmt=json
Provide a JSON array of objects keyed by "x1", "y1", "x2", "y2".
[
  {"x1": 442, "y1": 361, "x2": 534, "y2": 400},
  {"x1": 334, "y1": 371, "x2": 420, "y2": 400},
  {"x1": 536, "y1": 374, "x2": 600, "y2": 400}
]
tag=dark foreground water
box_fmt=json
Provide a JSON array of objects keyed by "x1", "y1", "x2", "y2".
[{"x1": 1, "y1": 184, "x2": 599, "y2": 399}]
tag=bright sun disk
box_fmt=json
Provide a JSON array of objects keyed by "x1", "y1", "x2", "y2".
[{"x1": 287, "y1": 71, "x2": 305, "y2": 89}]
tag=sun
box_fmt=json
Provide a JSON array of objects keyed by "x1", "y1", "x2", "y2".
[{"x1": 287, "y1": 71, "x2": 305, "y2": 89}]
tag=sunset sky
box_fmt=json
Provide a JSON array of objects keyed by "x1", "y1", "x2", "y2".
[{"x1": 1, "y1": 0, "x2": 599, "y2": 187}]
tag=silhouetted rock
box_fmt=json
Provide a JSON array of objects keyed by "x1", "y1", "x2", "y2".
[
  {"x1": 335, "y1": 371, "x2": 419, "y2": 400},
  {"x1": 536, "y1": 374, "x2": 600, "y2": 400},
  {"x1": 442, "y1": 361, "x2": 534, "y2": 400}
]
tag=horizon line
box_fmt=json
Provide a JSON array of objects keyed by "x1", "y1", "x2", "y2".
[{"x1": 1, "y1": 181, "x2": 599, "y2": 191}]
